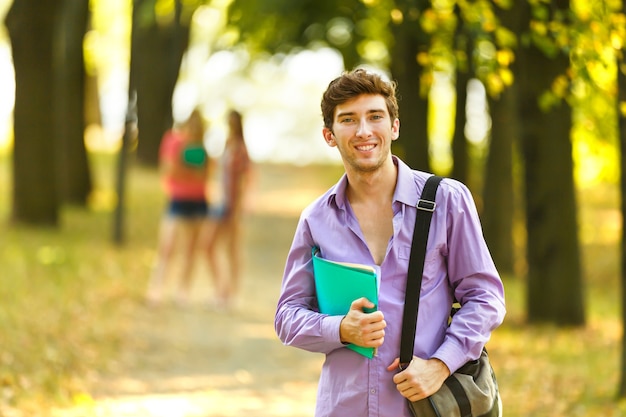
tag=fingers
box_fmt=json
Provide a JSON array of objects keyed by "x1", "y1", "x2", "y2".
[
  {"x1": 356, "y1": 317, "x2": 385, "y2": 347},
  {"x1": 387, "y1": 357, "x2": 401, "y2": 371},
  {"x1": 393, "y1": 371, "x2": 426, "y2": 401},
  {"x1": 364, "y1": 327, "x2": 385, "y2": 347},
  {"x1": 391, "y1": 357, "x2": 449, "y2": 402},
  {"x1": 340, "y1": 299, "x2": 386, "y2": 347},
  {"x1": 350, "y1": 297, "x2": 376, "y2": 311}
]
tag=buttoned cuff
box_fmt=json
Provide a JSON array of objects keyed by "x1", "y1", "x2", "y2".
[
  {"x1": 432, "y1": 340, "x2": 468, "y2": 374},
  {"x1": 321, "y1": 314, "x2": 347, "y2": 348}
]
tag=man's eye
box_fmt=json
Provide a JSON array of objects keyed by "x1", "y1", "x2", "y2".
[
  {"x1": 340, "y1": 118, "x2": 354, "y2": 123},
  {"x1": 371, "y1": 114, "x2": 383, "y2": 120}
]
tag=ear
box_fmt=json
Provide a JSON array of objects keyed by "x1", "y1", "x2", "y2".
[
  {"x1": 323, "y1": 127, "x2": 337, "y2": 147},
  {"x1": 391, "y1": 118, "x2": 400, "y2": 141}
]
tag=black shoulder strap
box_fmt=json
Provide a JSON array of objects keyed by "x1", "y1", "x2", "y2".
[{"x1": 399, "y1": 175, "x2": 443, "y2": 367}]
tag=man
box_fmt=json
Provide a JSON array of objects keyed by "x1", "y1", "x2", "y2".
[{"x1": 275, "y1": 68, "x2": 505, "y2": 417}]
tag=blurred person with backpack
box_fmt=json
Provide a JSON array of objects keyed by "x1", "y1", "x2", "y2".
[{"x1": 146, "y1": 109, "x2": 210, "y2": 307}]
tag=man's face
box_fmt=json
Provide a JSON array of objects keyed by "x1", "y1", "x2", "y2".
[{"x1": 323, "y1": 94, "x2": 399, "y2": 173}]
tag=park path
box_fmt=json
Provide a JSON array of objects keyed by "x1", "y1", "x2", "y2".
[
  {"x1": 83, "y1": 289, "x2": 322, "y2": 417},
  {"x1": 55, "y1": 164, "x2": 340, "y2": 417}
]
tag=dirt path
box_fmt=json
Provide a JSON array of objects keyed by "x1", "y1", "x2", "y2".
[
  {"x1": 87, "y1": 297, "x2": 323, "y2": 417},
  {"x1": 60, "y1": 166, "x2": 339, "y2": 417}
]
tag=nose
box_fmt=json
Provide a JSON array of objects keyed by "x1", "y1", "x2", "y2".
[{"x1": 355, "y1": 119, "x2": 372, "y2": 138}]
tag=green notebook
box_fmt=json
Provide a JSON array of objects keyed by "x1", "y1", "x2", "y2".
[{"x1": 311, "y1": 247, "x2": 380, "y2": 358}]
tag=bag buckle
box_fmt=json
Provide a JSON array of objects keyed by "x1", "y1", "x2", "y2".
[{"x1": 417, "y1": 199, "x2": 436, "y2": 212}]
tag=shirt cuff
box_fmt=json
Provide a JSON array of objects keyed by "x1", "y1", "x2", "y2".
[
  {"x1": 321, "y1": 314, "x2": 347, "y2": 348},
  {"x1": 432, "y1": 341, "x2": 468, "y2": 374}
]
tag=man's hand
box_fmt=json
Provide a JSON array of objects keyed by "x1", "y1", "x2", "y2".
[
  {"x1": 339, "y1": 297, "x2": 386, "y2": 348},
  {"x1": 386, "y1": 357, "x2": 450, "y2": 402}
]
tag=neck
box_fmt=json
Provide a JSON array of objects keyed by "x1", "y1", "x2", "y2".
[{"x1": 345, "y1": 157, "x2": 397, "y2": 204}]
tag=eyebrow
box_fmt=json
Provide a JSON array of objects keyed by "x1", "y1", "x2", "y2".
[{"x1": 336, "y1": 108, "x2": 386, "y2": 119}]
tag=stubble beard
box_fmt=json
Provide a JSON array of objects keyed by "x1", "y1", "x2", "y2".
[{"x1": 344, "y1": 147, "x2": 390, "y2": 175}]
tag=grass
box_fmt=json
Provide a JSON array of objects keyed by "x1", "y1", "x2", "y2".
[
  {"x1": 491, "y1": 182, "x2": 626, "y2": 416},
  {"x1": 0, "y1": 152, "x2": 159, "y2": 414},
  {"x1": 0, "y1": 151, "x2": 625, "y2": 416}
]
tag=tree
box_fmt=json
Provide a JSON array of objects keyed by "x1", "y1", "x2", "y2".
[
  {"x1": 450, "y1": 1, "x2": 481, "y2": 185},
  {"x1": 5, "y1": 0, "x2": 94, "y2": 226},
  {"x1": 389, "y1": 1, "x2": 431, "y2": 171},
  {"x1": 483, "y1": 83, "x2": 518, "y2": 275},
  {"x1": 5, "y1": 0, "x2": 64, "y2": 225},
  {"x1": 55, "y1": 0, "x2": 92, "y2": 205},
  {"x1": 451, "y1": 52, "x2": 470, "y2": 184},
  {"x1": 617, "y1": 0, "x2": 626, "y2": 398},
  {"x1": 618, "y1": 46, "x2": 626, "y2": 398},
  {"x1": 517, "y1": 0, "x2": 584, "y2": 325},
  {"x1": 481, "y1": 0, "x2": 523, "y2": 275},
  {"x1": 130, "y1": 0, "x2": 200, "y2": 167}
]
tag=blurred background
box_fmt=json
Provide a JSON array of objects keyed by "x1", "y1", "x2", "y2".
[{"x1": 0, "y1": 0, "x2": 625, "y2": 416}]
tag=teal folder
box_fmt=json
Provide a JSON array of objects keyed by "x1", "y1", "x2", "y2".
[{"x1": 311, "y1": 248, "x2": 379, "y2": 358}]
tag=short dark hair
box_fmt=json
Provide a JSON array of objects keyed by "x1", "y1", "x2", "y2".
[{"x1": 321, "y1": 68, "x2": 399, "y2": 130}]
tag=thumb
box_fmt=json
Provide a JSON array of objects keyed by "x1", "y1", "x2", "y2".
[
  {"x1": 351, "y1": 297, "x2": 375, "y2": 311},
  {"x1": 387, "y1": 357, "x2": 400, "y2": 371}
]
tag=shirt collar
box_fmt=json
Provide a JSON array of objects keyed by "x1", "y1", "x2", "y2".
[{"x1": 392, "y1": 155, "x2": 420, "y2": 207}]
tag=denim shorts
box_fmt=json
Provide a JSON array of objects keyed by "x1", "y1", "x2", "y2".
[
  {"x1": 208, "y1": 203, "x2": 227, "y2": 219},
  {"x1": 166, "y1": 200, "x2": 208, "y2": 219}
]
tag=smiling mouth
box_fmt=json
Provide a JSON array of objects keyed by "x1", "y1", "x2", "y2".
[{"x1": 356, "y1": 144, "x2": 376, "y2": 151}]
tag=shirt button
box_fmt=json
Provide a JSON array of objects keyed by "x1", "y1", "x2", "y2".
[{"x1": 370, "y1": 389, "x2": 376, "y2": 394}]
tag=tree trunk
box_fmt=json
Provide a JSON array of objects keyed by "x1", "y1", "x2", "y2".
[
  {"x1": 483, "y1": 86, "x2": 517, "y2": 275},
  {"x1": 131, "y1": 0, "x2": 191, "y2": 167},
  {"x1": 55, "y1": 0, "x2": 92, "y2": 205},
  {"x1": 617, "y1": 0, "x2": 626, "y2": 398},
  {"x1": 389, "y1": 1, "x2": 430, "y2": 172},
  {"x1": 5, "y1": 0, "x2": 63, "y2": 225},
  {"x1": 452, "y1": 71, "x2": 469, "y2": 185},
  {"x1": 481, "y1": 0, "x2": 524, "y2": 276},
  {"x1": 517, "y1": 0, "x2": 585, "y2": 325},
  {"x1": 451, "y1": 5, "x2": 470, "y2": 185}
]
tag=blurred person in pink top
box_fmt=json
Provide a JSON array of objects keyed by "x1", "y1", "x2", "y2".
[{"x1": 146, "y1": 109, "x2": 210, "y2": 306}]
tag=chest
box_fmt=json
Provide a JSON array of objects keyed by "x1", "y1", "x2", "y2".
[{"x1": 351, "y1": 202, "x2": 394, "y2": 265}]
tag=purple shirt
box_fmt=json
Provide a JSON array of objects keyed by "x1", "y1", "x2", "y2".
[{"x1": 275, "y1": 156, "x2": 506, "y2": 417}]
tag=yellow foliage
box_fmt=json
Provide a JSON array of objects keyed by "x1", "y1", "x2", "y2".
[
  {"x1": 552, "y1": 74, "x2": 570, "y2": 98},
  {"x1": 421, "y1": 9, "x2": 438, "y2": 34},
  {"x1": 574, "y1": 131, "x2": 620, "y2": 186},
  {"x1": 416, "y1": 51, "x2": 431, "y2": 66},
  {"x1": 485, "y1": 73, "x2": 505, "y2": 97},
  {"x1": 496, "y1": 49, "x2": 515, "y2": 66},
  {"x1": 619, "y1": 101, "x2": 626, "y2": 117},
  {"x1": 390, "y1": 8, "x2": 403, "y2": 24},
  {"x1": 531, "y1": 21, "x2": 548, "y2": 36},
  {"x1": 155, "y1": 0, "x2": 175, "y2": 25},
  {"x1": 495, "y1": 27, "x2": 518, "y2": 49}
]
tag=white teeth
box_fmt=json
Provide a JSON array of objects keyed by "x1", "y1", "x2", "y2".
[{"x1": 357, "y1": 144, "x2": 375, "y2": 151}]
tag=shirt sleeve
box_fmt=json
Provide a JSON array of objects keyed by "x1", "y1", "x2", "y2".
[
  {"x1": 432, "y1": 180, "x2": 506, "y2": 373},
  {"x1": 274, "y1": 212, "x2": 348, "y2": 354}
]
